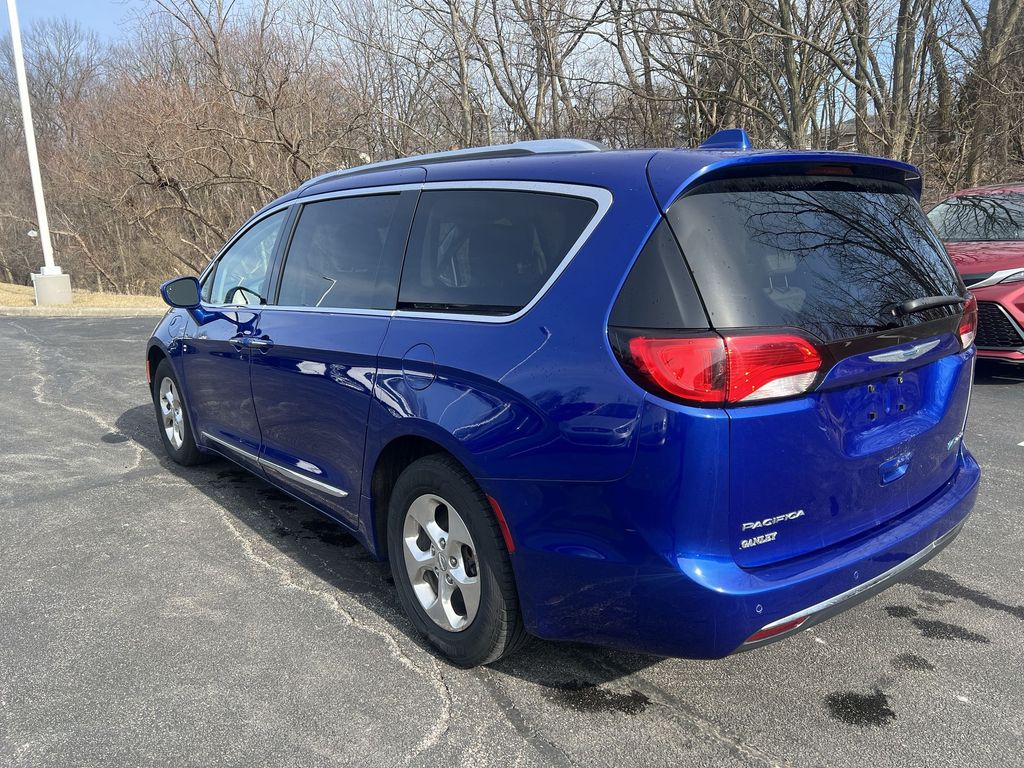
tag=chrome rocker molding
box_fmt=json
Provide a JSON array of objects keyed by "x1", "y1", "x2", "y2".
[
  {"x1": 201, "y1": 432, "x2": 349, "y2": 498},
  {"x1": 740, "y1": 519, "x2": 967, "y2": 651}
]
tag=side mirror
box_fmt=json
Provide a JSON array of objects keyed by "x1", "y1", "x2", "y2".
[{"x1": 160, "y1": 276, "x2": 202, "y2": 309}]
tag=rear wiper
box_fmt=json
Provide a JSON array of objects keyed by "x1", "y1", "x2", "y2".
[{"x1": 890, "y1": 294, "x2": 964, "y2": 318}]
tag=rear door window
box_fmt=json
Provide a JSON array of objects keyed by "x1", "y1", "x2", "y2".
[
  {"x1": 398, "y1": 189, "x2": 598, "y2": 314},
  {"x1": 666, "y1": 176, "x2": 963, "y2": 342},
  {"x1": 276, "y1": 193, "x2": 408, "y2": 310}
]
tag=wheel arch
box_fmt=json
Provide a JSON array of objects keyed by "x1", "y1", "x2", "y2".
[
  {"x1": 368, "y1": 434, "x2": 462, "y2": 559},
  {"x1": 146, "y1": 343, "x2": 169, "y2": 393}
]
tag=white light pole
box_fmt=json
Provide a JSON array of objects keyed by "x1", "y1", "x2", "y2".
[{"x1": 6, "y1": 0, "x2": 72, "y2": 304}]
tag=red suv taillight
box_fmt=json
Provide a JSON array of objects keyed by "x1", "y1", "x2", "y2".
[
  {"x1": 617, "y1": 331, "x2": 823, "y2": 405},
  {"x1": 958, "y1": 294, "x2": 977, "y2": 349}
]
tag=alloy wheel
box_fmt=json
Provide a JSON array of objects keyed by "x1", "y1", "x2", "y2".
[
  {"x1": 402, "y1": 493, "x2": 481, "y2": 632},
  {"x1": 158, "y1": 377, "x2": 185, "y2": 450}
]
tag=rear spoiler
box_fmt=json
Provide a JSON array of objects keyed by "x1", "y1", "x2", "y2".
[{"x1": 647, "y1": 150, "x2": 923, "y2": 212}]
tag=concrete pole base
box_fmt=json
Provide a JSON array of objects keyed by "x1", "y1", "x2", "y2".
[{"x1": 32, "y1": 272, "x2": 72, "y2": 306}]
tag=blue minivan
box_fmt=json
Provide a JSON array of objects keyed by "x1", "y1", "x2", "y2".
[{"x1": 149, "y1": 131, "x2": 981, "y2": 666}]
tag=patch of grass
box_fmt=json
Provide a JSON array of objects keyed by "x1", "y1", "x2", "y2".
[{"x1": 0, "y1": 282, "x2": 165, "y2": 308}]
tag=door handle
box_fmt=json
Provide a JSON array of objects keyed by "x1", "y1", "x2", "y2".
[
  {"x1": 229, "y1": 334, "x2": 249, "y2": 351},
  {"x1": 249, "y1": 336, "x2": 274, "y2": 353}
]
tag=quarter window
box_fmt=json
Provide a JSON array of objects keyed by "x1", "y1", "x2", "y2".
[
  {"x1": 204, "y1": 210, "x2": 287, "y2": 305},
  {"x1": 277, "y1": 194, "x2": 406, "y2": 310},
  {"x1": 398, "y1": 190, "x2": 598, "y2": 314}
]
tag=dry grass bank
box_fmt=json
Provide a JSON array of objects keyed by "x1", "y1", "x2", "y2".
[{"x1": 0, "y1": 282, "x2": 165, "y2": 309}]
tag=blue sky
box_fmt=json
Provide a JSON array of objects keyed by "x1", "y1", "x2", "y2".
[{"x1": 1, "y1": 0, "x2": 141, "y2": 40}]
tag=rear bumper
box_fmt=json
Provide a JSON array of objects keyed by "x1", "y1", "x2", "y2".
[
  {"x1": 738, "y1": 518, "x2": 965, "y2": 652},
  {"x1": 498, "y1": 447, "x2": 980, "y2": 658}
]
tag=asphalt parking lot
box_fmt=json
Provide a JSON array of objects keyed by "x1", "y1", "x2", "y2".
[{"x1": 1, "y1": 315, "x2": 1022, "y2": 768}]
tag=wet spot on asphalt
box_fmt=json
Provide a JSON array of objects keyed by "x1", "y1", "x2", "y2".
[
  {"x1": 825, "y1": 688, "x2": 896, "y2": 726},
  {"x1": 301, "y1": 519, "x2": 358, "y2": 547},
  {"x1": 912, "y1": 618, "x2": 989, "y2": 643},
  {"x1": 892, "y1": 653, "x2": 935, "y2": 671},
  {"x1": 917, "y1": 593, "x2": 956, "y2": 609},
  {"x1": 885, "y1": 605, "x2": 917, "y2": 618},
  {"x1": 257, "y1": 487, "x2": 291, "y2": 504},
  {"x1": 547, "y1": 681, "x2": 650, "y2": 715},
  {"x1": 101, "y1": 432, "x2": 129, "y2": 443},
  {"x1": 904, "y1": 569, "x2": 1024, "y2": 621},
  {"x1": 215, "y1": 469, "x2": 250, "y2": 485},
  {"x1": 272, "y1": 525, "x2": 291, "y2": 537},
  {"x1": 885, "y1": 605, "x2": 990, "y2": 643}
]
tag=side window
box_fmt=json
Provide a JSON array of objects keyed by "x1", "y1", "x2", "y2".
[
  {"x1": 204, "y1": 210, "x2": 287, "y2": 305},
  {"x1": 276, "y1": 194, "x2": 405, "y2": 310},
  {"x1": 398, "y1": 189, "x2": 598, "y2": 314}
]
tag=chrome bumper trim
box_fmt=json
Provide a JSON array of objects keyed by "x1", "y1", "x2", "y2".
[
  {"x1": 201, "y1": 432, "x2": 348, "y2": 498},
  {"x1": 740, "y1": 520, "x2": 966, "y2": 651}
]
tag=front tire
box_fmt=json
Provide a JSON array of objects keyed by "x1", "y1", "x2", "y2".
[
  {"x1": 387, "y1": 454, "x2": 527, "y2": 667},
  {"x1": 152, "y1": 359, "x2": 207, "y2": 466}
]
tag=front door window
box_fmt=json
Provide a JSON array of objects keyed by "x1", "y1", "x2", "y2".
[{"x1": 203, "y1": 210, "x2": 287, "y2": 305}]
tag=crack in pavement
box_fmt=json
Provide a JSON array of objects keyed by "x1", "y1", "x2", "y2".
[
  {"x1": 579, "y1": 649, "x2": 791, "y2": 768},
  {"x1": 8, "y1": 322, "x2": 143, "y2": 472},
  {"x1": 475, "y1": 671, "x2": 576, "y2": 768},
  {"x1": 216, "y1": 508, "x2": 454, "y2": 762}
]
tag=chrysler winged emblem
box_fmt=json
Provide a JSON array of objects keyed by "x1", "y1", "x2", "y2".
[{"x1": 868, "y1": 339, "x2": 941, "y2": 363}]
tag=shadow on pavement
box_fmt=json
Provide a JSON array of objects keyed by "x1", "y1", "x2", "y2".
[
  {"x1": 973, "y1": 358, "x2": 1024, "y2": 385},
  {"x1": 115, "y1": 402, "x2": 663, "y2": 690}
]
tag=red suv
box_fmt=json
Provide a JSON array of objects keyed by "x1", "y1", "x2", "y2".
[{"x1": 929, "y1": 184, "x2": 1024, "y2": 363}]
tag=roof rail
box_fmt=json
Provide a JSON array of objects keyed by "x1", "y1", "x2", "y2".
[
  {"x1": 299, "y1": 138, "x2": 606, "y2": 192},
  {"x1": 699, "y1": 128, "x2": 753, "y2": 151}
]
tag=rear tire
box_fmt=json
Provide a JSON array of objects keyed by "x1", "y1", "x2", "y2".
[
  {"x1": 152, "y1": 359, "x2": 207, "y2": 466},
  {"x1": 387, "y1": 454, "x2": 527, "y2": 667}
]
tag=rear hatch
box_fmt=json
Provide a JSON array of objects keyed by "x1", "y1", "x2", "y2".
[{"x1": 619, "y1": 159, "x2": 974, "y2": 568}]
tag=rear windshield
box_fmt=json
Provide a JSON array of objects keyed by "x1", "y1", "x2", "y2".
[
  {"x1": 927, "y1": 193, "x2": 1024, "y2": 242},
  {"x1": 666, "y1": 176, "x2": 963, "y2": 342}
]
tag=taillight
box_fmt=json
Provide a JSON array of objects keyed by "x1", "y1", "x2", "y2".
[
  {"x1": 627, "y1": 336, "x2": 727, "y2": 403},
  {"x1": 958, "y1": 294, "x2": 977, "y2": 349},
  {"x1": 617, "y1": 331, "x2": 823, "y2": 405},
  {"x1": 726, "y1": 334, "x2": 822, "y2": 402}
]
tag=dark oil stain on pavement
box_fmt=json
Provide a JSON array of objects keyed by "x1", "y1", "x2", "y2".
[
  {"x1": 101, "y1": 431, "x2": 129, "y2": 443},
  {"x1": 885, "y1": 605, "x2": 990, "y2": 643},
  {"x1": 886, "y1": 605, "x2": 917, "y2": 619},
  {"x1": 825, "y1": 688, "x2": 896, "y2": 726},
  {"x1": 548, "y1": 681, "x2": 650, "y2": 715},
  {"x1": 904, "y1": 569, "x2": 1024, "y2": 621},
  {"x1": 257, "y1": 487, "x2": 292, "y2": 504},
  {"x1": 269, "y1": 519, "x2": 357, "y2": 547},
  {"x1": 892, "y1": 653, "x2": 935, "y2": 671},
  {"x1": 913, "y1": 618, "x2": 989, "y2": 643},
  {"x1": 215, "y1": 468, "x2": 251, "y2": 485},
  {"x1": 917, "y1": 592, "x2": 955, "y2": 609},
  {"x1": 301, "y1": 518, "x2": 358, "y2": 547}
]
